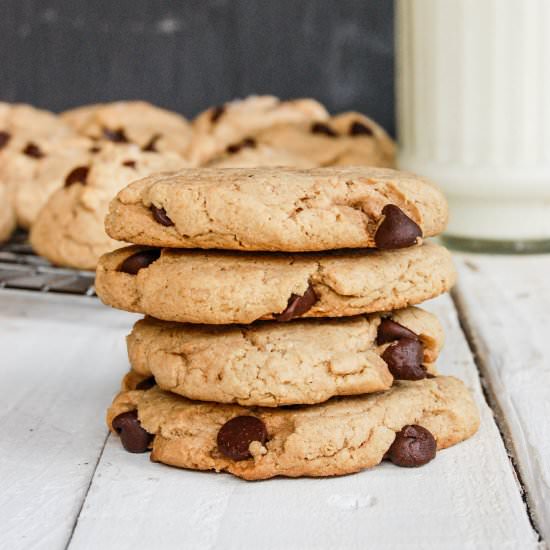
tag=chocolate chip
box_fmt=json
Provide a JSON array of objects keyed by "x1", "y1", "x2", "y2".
[
  {"x1": 426, "y1": 372, "x2": 436, "y2": 379},
  {"x1": 122, "y1": 160, "x2": 136, "y2": 168},
  {"x1": 377, "y1": 319, "x2": 418, "y2": 345},
  {"x1": 226, "y1": 137, "x2": 256, "y2": 154},
  {"x1": 349, "y1": 121, "x2": 373, "y2": 136},
  {"x1": 217, "y1": 416, "x2": 268, "y2": 460},
  {"x1": 118, "y1": 249, "x2": 161, "y2": 275},
  {"x1": 311, "y1": 122, "x2": 338, "y2": 137},
  {"x1": 151, "y1": 205, "x2": 174, "y2": 226},
  {"x1": 135, "y1": 376, "x2": 156, "y2": 390},
  {"x1": 374, "y1": 204, "x2": 422, "y2": 249},
  {"x1": 382, "y1": 338, "x2": 426, "y2": 380},
  {"x1": 64, "y1": 166, "x2": 89, "y2": 187},
  {"x1": 386, "y1": 424, "x2": 436, "y2": 467},
  {"x1": 210, "y1": 105, "x2": 225, "y2": 123},
  {"x1": 22, "y1": 142, "x2": 45, "y2": 159},
  {"x1": 102, "y1": 127, "x2": 129, "y2": 143},
  {"x1": 274, "y1": 285, "x2": 318, "y2": 322},
  {"x1": 0, "y1": 131, "x2": 11, "y2": 150},
  {"x1": 89, "y1": 145, "x2": 101, "y2": 153},
  {"x1": 141, "y1": 134, "x2": 161, "y2": 152},
  {"x1": 112, "y1": 410, "x2": 152, "y2": 453}
]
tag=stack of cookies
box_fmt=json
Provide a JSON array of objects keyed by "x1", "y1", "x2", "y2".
[{"x1": 95, "y1": 166, "x2": 479, "y2": 480}]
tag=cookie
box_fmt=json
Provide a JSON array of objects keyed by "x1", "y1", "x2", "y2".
[
  {"x1": 125, "y1": 307, "x2": 443, "y2": 407},
  {"x1": 256, "y1": 111, "x2": 395, "y2": 168},
  {"x1": 187, "y1": 96, "x2": 329, "y2": 165},
  {"x1": 61, "y1": 101, "x2": 193, "y2": 156},
  {"x1": 107, "y1": 376, "x2": 479, "y2": 480},
  {"x1": 104, "y1": 167, "x2": 448, "y2": 252},
  {"x1": 0, "y1": 183, "x2": 16, "y2": 242},
  {"x1": 206, "y1": 140, "x2": 316, "y2": 168},
  {"x1": 0, "y1": 102, "x2": 74, "y2": 155},
  {"x1": 30, "y1": 144, "x2": 188, "y2": 270},
  {"x1": 95, "y1": 242, "x2": 455, "y2": 324},
  {"x1": 11, "y1": 137, "x2": 94, "y2": 228}
]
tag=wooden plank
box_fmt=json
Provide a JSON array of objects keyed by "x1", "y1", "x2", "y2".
[
  {"x1": 453, "y1": 253, "x2": 550, "y2": 542},
  {"x1": 68, "y1": 295, "x2": 539, "y2": 550},
  {"x1": 0, "y1": 290, "x2": 138, "y2": 550}
]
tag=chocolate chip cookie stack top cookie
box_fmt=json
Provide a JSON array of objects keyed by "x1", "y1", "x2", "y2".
[{"x1": 96, "y1": 166, "x2": 479, "y2": 480}]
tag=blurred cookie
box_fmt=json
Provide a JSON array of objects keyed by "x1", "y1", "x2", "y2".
[
  {"x1": 188, "y1": 95, "x2": 329, "y2": 165},
  {"x1": 0, "y1": 183, "x2": 16, "y2": 242},
  {"x1": 256, "y1": 112, "x2": 395, "y2": 167},
  {"x1": 206, "y1": 138, "x2": 316, "y2": 168},
  {"x1": 61, "y1": 101, "x2": 192, "y2": 156},
  {"x1": 30, "y1": 144, "x2": 188, "y2": 270}
]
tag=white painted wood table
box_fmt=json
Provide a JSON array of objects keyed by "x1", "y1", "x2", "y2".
[{"x1": 1, "y1": 252, "x2": 549, "y2": 550}]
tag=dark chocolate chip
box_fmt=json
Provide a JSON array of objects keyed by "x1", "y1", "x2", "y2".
[
  {"x1": 151, "y1": 205, "x2": 174, "y2": 226},
  {"x1": 64, "y1": 166, "x2": 89, "y2": 187},
  {"x1": 217, "y1": 416, "x2": 268, "y2": 460},
  {"x1": 122, "y1": 160, "x2": 136, "y2": 168},
  {"x1": 89, "y1": 145, "x2": 101, "y2": 153},
  {"x1": 226, "y1": 137, "x2": 256, "y2": 154},
  {"x1": 135, "y1": 376, "x2": 156, "y2": 390},
  {"x1": 386, "y1": 424, "x2": 436, "y2": 467},
  {"x1": 382, "y1": 338, "x2": 426, "y2": 380},
  {"x1": 102, "y1": 127, "x2": 129, "y2": 143},
  {"x1": 311, "y1": 122, "x2": 338, "y2": 137},
  {"x1": 118, "y1": 249, "x2": 161, "y2": 275},
  {"x1": 112, "y1": 410, "x2": 152, "y2": 453},
  {"x1": 349, "y1": 121, "x2": 374, "y2": 136},
  {"x1": 377, "y1": 318, "x2": 418, "y2": 345},
  {"x1": 0, "y1": 131, "x2": 11, "y2": 150},
  {"x1": 142, "y1": 134, "x2": 161, "y2": 152},
  {"x1": 274, "y1": 285, "x2": 318, "y2": 322},
  {"x1": 374, "y1": 204, "x2": 422, "y2": 249},
  {"x1": 210, "y1": 105, "x2": 225, "y2": 123},
  {"x1": 22, "y1": 142, "x2": 45, "y2": 159}
]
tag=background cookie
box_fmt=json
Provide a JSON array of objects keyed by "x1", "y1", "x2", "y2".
[
  {"x1": 0, "y1": 183, "x2": 16, "y2": 242},
  {"x1": 30, "y1": 144, "x2": 188, "y2": 270},
  {"x1": 95, "y1": 242, "x2": 456, "y2": 324},
  {"x1": 255, "y1": 111, "x2": 395, "y2": 168},
  {"x1": 187, "y1": 95, "x2": 329, "y2": 165},
  {"x1": 61, "y1": 101, "x2": 193, "y2": 157},
  {"x1": 106, "y1": 376, "x2": 480, "y2": 480},
  {"x1": 125, "y1": 307, "x2": 443, "y2": 406},
  {"x1": 206, "y1": 140, "x2": 316, "y2": 168},
  {"x1": 104, "y1": 166, "x2": 448, "y2": 252}
]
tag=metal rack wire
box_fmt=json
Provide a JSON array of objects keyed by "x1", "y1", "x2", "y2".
[{"x1": 0, "y1": 231, "x2": 96, "y2": 296}]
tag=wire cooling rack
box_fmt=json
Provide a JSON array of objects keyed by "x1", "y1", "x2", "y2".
[{"x1": 0, "y1": 231, "x2": 96, "y2": 296}]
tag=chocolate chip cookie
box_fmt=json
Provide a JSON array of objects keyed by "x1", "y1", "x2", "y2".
[
  {"x1": 125, "y1": 307, "x2": 443, "y2": 406},
  {"x1": 106, "y1": 375, "x2": 479, "y2": 479},
  {"x1": 255, "y1": 111, "x2": 395, "y2": 168},
  {"x1": 61, "y1": 101, "x2": 193, "y2": 157},
  {"x1": 187, "y1": 95, "x2": 329, "y2": 165},
  {"x1": 206, "y1": 140, "x2": 316, "y2": 168},
  {"x1": 30, "y1": 144, "x2": 188, "y2": 270},
  {"x1": 104, "y1": 166, "x2": 448, "y2": 252},
  {"x1": 0, "y1": 183, "x2": 16, "y2": 242},
  {"x1": 95, "y1": 242, "x2": 455, "y2": 324}
]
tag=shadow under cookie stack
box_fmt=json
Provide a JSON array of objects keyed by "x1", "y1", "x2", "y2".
[{"x1": 96, "y1": 166, "x2": 479, "y2": 480}]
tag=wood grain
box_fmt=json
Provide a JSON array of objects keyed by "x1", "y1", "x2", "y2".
[
  {"x1": 66, "y1": 296, "x2": 539, "y2": 550},
  {"x1": 0, "y1": 291, "x2": 139, "y2": 549},
  {"x1": 0, "y1": 0, "x2": 395, "y2": 134},
  {"x1": 454, "y1": 254, "x2": 550, "y2": 542}
]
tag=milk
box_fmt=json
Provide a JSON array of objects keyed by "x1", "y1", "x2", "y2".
[{"x1": 396, "y1": 0, "x2": 550, "y2": 251}]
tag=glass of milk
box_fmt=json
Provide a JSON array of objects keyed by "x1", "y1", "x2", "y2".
[{"x1": 396, "y1": 0, "x2": 550, "y2": 253}]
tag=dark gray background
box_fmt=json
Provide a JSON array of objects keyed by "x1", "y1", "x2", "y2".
[{"x1": 0, "y1": 1, "x2": 395, "y2": 134}]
